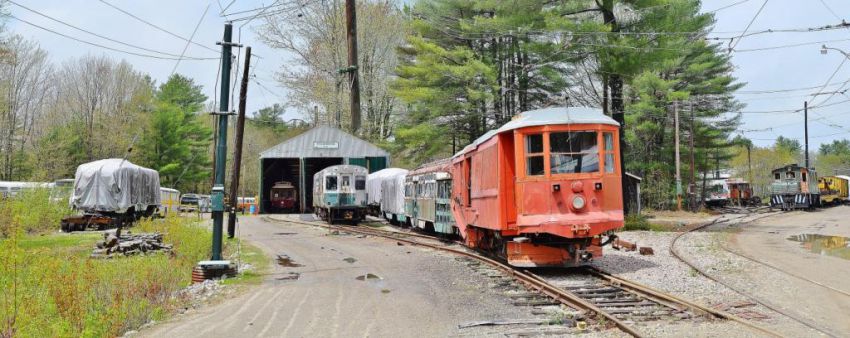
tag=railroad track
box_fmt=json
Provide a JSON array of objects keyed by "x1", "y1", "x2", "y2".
[
  {"x1": 670, "y1": 211, "x2": 842, "y2": 338},
  {"x1": 264, "y1": 215, "x2": 781, "y2": 338}
]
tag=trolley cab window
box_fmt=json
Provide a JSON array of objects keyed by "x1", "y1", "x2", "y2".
[
  {"x1": 549, "y1": 131, "x2": 599, "y2": 174},
  {"x1": 525, "y1": 134, "x2": 544, "y2": 176},
  {"x1": 355, "y1": 175, "x2": 366, "y2": 190},
  {"x1": 326, "y1": 176, "x2": 338, "y2": 191}
]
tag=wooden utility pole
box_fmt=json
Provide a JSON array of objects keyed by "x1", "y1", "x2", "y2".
[
  {"x1": 227, "y1": 46, "x2": 251, "y2": 239},
  {"x1": 689, "y1": 101, "x2": 696, "y2": 211},
  {"x1": 345, "y1": 0, "x2": 361, "y2": 133},
  {"x1": 804, "y1": 101, "x2": 810, "y2": 168},
  {"x1": 674, "y1": 101, "x2": 682, "y2": 211}
]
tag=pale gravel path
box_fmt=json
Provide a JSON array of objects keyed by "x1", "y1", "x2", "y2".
[{"x1": 139, "y1": 216, "x2": 600, "y2": 337}]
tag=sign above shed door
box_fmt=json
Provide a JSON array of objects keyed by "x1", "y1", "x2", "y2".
[{"x1": 314, "y1": 141, "x2": 339, "y2": 149}]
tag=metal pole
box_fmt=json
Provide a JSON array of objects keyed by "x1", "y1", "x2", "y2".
[
  {"x1": 674, "y1": 101, "x2": 682, "y2": 211},
  {"x1": 345, "y1": 0, "x2": 361, "y2": 133},
  {"x1": 228, "y1": 46, "x2": 251, "y2": 238},
  {"x1": 804, "y1": 101, "x2": 809, "y2": 168},
  {"x1": 211, "y1": 23, "x2": 233, "y2": 261}
]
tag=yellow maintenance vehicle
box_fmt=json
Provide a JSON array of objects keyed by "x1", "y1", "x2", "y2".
[{"x1": 819, "y1": 175, "x2": 850, "y2": 205}]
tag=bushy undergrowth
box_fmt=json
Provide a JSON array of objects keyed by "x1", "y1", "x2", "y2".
[
  {"x1": 0, "y1": 188, "x2": 71, "y2": 236},
  {"x1": 623, "y1": 214, "x2": 651, "y2": 231},
  {"x1": 0, "y1": 216, "x2": 211, "y2": 337}
]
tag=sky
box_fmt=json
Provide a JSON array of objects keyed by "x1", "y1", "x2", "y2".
[{"x1": 5, "y1": 0, "x2": 850, "y2": 150}]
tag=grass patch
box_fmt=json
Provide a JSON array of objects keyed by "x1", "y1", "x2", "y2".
[
  {"x1": 0, "y1": 215, "x2": 229, "y2": 337},
  {"x1": 221, "y1": 237, "x2": 268, "y2": 286},
  {"x1": 0, "y1": 188, "x2": 72, "y2": 236},
  {"x1": 362, "y1": 221, "x2": 386, "y2": 228},
  {"x1": 623, "y1": 214, "x2": 675, "y2": 232}
]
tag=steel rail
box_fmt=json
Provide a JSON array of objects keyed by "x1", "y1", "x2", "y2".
[
  {"x1": 264, "y1": 216, "x2": 646, "y2": 337},
  {"x1": 670, "y1": 213, "x2": 840, "y2": 338},
  {"x1": 719, "y1": 244, "x2": 850, "y2": 298},
  {"x1": 582, "y1": 266, "x2": 784, "y2": 338}
]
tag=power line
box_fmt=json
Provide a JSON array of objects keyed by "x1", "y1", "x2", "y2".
[
  {"x1": 220, "y1": 2, "x2": 287, "y2": 17},
  {"x1": 737, "y1": 97, "x2": 850, "y2": 114},
  {"x1": 733, "y1": 37, "x2": 850, "y2": 53},
  {"x1": 98, "y1": 0, "x2": 220, "y2": 54},
  {"x1": 706, "y1": 0, "x2": 752, "y2": 13},
  {"x1": 8, "y1": 0, "x2": 213, "y2": 60},
  {"x1": 818, "y1": 0, "x2": 842, "y2": 21},
  {"x1": 171, "y1": 3, "x2": 211, "y2": 76},
  {"x1": 727, "y1": 0, "x2": 769, "y2": 53},
  {"x1": 9, "y1": 14, "x2": 216, "y2": 61}
]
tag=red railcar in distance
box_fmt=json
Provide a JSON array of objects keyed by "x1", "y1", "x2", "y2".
[
  {"x1": 270, "y1": 181, "x2": 298, "y2": 212},
  {"x1": 450, "y1": 107, "x2": 624, "y2": 267}
]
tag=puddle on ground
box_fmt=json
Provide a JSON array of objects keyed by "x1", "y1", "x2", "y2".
[
  {"x1": 276, "y1": 272, "x2": 300, "y2": 280},
  {"x1": 787, "y1": 234, "x2": 850, "y2": 260},
  {"x1": 355, "y1": 273, "x2": 381, "y2": 281},
  {"x1": 276, "y1": 254, "x2": 304, "y2": 267}
]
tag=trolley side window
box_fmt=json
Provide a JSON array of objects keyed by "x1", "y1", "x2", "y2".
[
  {"x1": 326, "y1": 176, "x2": 338, "y2": 191},
  {"x1": 525, "y1": 134, "x2": 544, "y2": 176},
  {"x1": 774, "y1": 173, "x2": 780, "y2": 180},
  {"x1": 549, "y1": 131, "x2": 599, "y2": 174},
  {"x1": 355, "y1": 175, "x2": 366, "y2": 190},
  {"x1": 603, "y1": 132, "x2": 615, "y2": 173},
  {"x1": 802, "y1": 172, "x2": 807, "y2": 182}
]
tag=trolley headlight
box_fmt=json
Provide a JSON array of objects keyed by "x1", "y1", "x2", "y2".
[{"x1": 572, "y1": 195, "x2": 586, "y2": 210}]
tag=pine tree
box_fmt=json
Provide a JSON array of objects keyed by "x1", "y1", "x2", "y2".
[{"x1": 138, "y1": 74, "x2": 212, "y2": 191}]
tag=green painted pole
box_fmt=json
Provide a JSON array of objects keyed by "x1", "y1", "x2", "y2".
[{"x1": 211, "y1": 23, "x2": 233, "y2": 261}]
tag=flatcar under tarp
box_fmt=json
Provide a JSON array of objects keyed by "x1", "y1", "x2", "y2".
[{"x1": 71, "y1": 158, "x2": 161, "y2": 214}]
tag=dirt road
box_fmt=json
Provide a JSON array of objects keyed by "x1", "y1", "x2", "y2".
[
  {"x1": 140, "y1": 215, "x2": 544, "y2": 337},
  {"x1": 729, "y1": 205, "x2": 850, "y2": 336}
]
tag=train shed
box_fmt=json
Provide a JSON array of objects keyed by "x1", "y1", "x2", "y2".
[{"x1": 259, "y1": 125, "x2": 390, "y2": 213}]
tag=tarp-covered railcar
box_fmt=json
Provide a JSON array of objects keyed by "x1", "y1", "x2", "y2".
[
  {"x1": 366, "y1": 168, "x2": 407, "y2": 216},
  {"x1": 379, "y1": 169, "x2": 408, "y2": 224},
  {"x1": 70, "y1": 158, "x2": 161, "y2": 215}
]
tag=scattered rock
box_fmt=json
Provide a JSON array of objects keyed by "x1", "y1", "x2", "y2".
[
  {"x1": 343, "y1": 257, "x2": 357, "y2": 263},
  {"x1": 396, "y1": 242, "x2": 404, "y2": 246},
  {"x1": 639, "y1": 247, "x2": 655, "y2": 255},
  {"x1": 381, "y1": 288, "x2": 391, "y2": 293},
  {"x1": 613, "y1": 238, "x2": 637, "y2": 251}
]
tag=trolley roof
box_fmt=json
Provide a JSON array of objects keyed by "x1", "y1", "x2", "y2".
[{"x1": 455, "y1": 107, "x2": 618, "y2": 158}]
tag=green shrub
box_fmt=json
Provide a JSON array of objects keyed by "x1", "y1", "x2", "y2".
[
  {"x1": 0, "y1": 188, "x2": 71, "y2": 236},
  {"x1": 623, "y1": 214, "x2": 651, "y2": 231}
]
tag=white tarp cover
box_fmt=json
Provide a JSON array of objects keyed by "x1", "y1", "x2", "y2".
[
  {"x1": 366, "y1": 168, "x2": 407, "y2": 205},
  {"x1": 71, "y1": 158, "x2": 161, "y2": 213},
  {"x1": 381, "y1": 170, "x2": 408, "y2": 215}
]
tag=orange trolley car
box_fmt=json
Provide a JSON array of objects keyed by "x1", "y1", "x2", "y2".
[{"x1": 449, "y1": 107, "x2": 624, "y2": 267}]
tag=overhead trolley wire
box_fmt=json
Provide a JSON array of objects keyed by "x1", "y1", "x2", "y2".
[
  {"x1": 818, "y1": 0, "x2": 843, "y2": 21},
  {"x1": 9, "y1": 14, "x2": 216, "y2": 61},
  {"x1": 8, "y1": 0, "x2": 214, "y2": 60},
  {"x1": 98, "y1": 0, "x2": 220, "y2": 54},
  {"x1": 171, "y1": 3, "x2": 211, "y2": 76},
  {"x1": 706, "y1": 0, "x2": 752, "y2": 13},
  {"x1": 727, "y1": 0, "x2": 769, "y2": 52}
]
